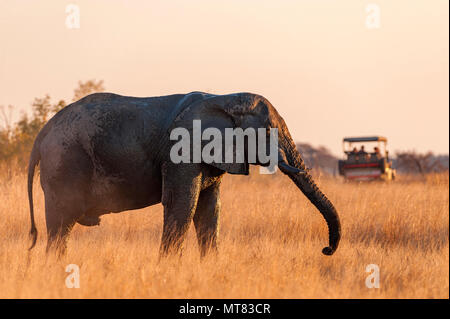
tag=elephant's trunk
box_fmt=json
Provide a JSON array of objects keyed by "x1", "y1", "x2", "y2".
[{"x1": 278, "y1": 145, "x2": 341, "y2": 256}]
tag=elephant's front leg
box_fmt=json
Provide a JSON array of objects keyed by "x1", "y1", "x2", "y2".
[
  {"x1": 160, "y1": 162, "x2": 202, "y2": 257},
  {"x1": 193, "y1": 183, "x2": 221, "y2": 257}
]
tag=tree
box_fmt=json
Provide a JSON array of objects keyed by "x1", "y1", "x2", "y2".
[
  {"x1": 395, "y1": 151, "x2": 448, "y2": 174},
  {"x1": 72, "y1": 79, "x2": 105, "y2": 101},
  {"x1": 296, "y1": 143, "x2": 338, "y2": 175}
]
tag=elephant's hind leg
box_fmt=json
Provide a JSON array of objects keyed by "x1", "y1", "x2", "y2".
[
  {"x1": 44, "y1": 197, "x2": 82, "y2": 256},
  {"x1": 45, "y1": 211, "x2": 76, "y2": 256},
  {"x1": 41, "y1": 146, "x2": 92, "y2": 256},
  {"x1": 193, "y1": 183, "x2": 221, "y2": 257}
]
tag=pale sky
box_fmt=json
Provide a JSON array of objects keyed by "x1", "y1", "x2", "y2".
[{"x1": 0, "y1": 0, "x2": 448, "y2": 156}]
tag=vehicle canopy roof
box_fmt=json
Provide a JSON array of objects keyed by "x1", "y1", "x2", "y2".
[{"x1": 343, "y1": 136, "x2": 387, "y2": 143}]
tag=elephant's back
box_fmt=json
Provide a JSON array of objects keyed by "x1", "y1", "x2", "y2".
[
  {"x1": 52, "y1": 92, "x2": 181, "y2": 127},
  {"x1": 43, "y1": 93, "x2": 178, "y2": 143},
  {"x1": 38, "y1": 91, "x2": 212, "y2": 161}
]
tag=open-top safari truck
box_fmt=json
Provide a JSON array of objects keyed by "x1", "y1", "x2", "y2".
[{"x1": 338, "y1": 136, "x2": 396, "y2": 181}]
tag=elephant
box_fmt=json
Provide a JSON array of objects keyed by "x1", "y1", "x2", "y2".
[{"x1": 27, "y1": 91, "x2": 341, "y2": 256}]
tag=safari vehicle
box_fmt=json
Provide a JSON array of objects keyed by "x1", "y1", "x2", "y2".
[{"x1": 338, "y1": 136, "x2": 396, "y2": 181}]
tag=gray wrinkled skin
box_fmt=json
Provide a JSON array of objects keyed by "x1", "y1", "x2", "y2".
[{"x1": 27, "y1": 92, "x2": 341, "y2": 257}]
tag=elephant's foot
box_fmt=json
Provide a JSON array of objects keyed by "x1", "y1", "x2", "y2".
[{"x1": 77, "y1": 215, "x2": 101, "y2": 226}]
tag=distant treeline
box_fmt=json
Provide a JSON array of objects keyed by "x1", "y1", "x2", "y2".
[
  {"x1": 297, "y1": 143, "x2": 449, "y2": 175},
  {"x1": 1, "y1": 81, "x2": 448, "y2": 175},
  {"x1": 393, "y1": 152, "x2": 449, "y2": 174}
]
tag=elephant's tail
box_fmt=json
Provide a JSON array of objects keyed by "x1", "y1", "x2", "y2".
[{"x1": 28, "y1": 140, "x2": 41, "y2": 250}]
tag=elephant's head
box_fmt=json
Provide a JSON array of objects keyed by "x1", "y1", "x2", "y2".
[{"x1": 170, "y1": 92, "x2": 341, "y2": 255}]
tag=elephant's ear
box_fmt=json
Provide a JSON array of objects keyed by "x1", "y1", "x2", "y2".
[
  {"x1": 197, "y1": 94, "x2": 264, "y2": 175},
  {"x1": 169, "y1": 93, "x2": 266, "y2": 175},
  {"x1": 198, "y1": 111, "x2": 249, "y2": 175}
]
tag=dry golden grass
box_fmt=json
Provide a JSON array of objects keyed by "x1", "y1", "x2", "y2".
[{"x1": 0, "y1": 165, "x2": 448, "y2": 299}]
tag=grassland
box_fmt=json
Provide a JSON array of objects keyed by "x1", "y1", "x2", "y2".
[{"x1": 0, "y1": 166, "x2": 448, "y2": 298}]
